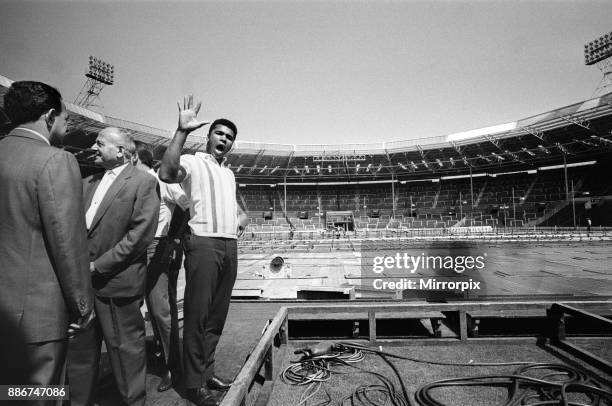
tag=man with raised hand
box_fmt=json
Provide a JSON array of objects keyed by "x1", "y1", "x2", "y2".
[
  {"x1": 160, "y1": 96, "x2": 247, "y2": 406},
  {"x1": 0, "y1": 81, "x2": 93, "y2": 394}
]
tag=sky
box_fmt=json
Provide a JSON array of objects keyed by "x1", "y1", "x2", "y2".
[{"x1": 1, "y1": 0, "x2": 611, "y2": 145}]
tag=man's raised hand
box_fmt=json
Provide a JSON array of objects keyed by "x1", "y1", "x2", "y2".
[{"x1": 177, "y1": 95, "x2": 209, "y2": 133}]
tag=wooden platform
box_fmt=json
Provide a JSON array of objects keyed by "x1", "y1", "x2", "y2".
[
  {"x1": 467, "y1": 304, "x2": 612, "y2": 337},
  {"x1": 290, "y1": 308, "x2": 447, "y2": 338},
  {"x1": 220, "y1": 299, "x2": 612, "y2": 406}
]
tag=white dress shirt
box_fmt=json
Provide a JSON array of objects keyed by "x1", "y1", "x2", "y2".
[
  {"x1": 85, "y1": 163, "x2": 129, "y2": 229},
  {"x1": 148, "y1": 168, "x2": 190, "y2": 238}
]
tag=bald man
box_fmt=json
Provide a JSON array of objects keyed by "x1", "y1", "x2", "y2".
[{"x1": 66, "y1": 127, "x2": 160, "y2": 406}]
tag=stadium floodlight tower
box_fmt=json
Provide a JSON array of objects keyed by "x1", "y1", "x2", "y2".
[
  {"x1": 585, "y1": 31, "x2": 612, "y2": 97},
  {"x1": 74, "y1": 56, "x2": 115, "y2": 109}
]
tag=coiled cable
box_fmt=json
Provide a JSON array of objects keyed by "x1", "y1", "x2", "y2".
[{"x1": 279, "y1": 342, "x2": 612, "y2": 406}]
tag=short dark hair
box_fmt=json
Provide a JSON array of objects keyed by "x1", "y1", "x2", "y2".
[
  {"x1": 134, "y1": 140, "x2": 154, "y2": 169},
  {"x1": 3, "y1": 81, "x2": 63, "y2": 127},
  {"x1": 209, "y1": 118, "x2": 238, "y2": 138}
]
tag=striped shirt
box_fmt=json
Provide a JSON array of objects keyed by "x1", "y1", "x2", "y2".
[{"x1": 180, "y1": 152, "x2": 238, "y2": 239}]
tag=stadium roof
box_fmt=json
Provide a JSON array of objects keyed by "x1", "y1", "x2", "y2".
[
  {"x1": 1, "y1": 73, "x2": 612, "y2": 182},
  {"x1": 0, "y1": 74, "x2": 208, "y2": 152}
]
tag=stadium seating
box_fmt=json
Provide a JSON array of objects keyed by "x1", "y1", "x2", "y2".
[{"x1": 238, "y1": 162, "x2": 611, "y2": 235}]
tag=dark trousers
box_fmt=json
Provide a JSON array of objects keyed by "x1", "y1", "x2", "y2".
[
  {"x1": 23, "y1": 340, "x2": 67, "y2": 406},
  {"x1": 66, "y1": 295, "x2": 146, "y2": 406},
  {"x1": 145, "y1": 237, "x2": 181, "y2": 372},
  {"x1": 182, "y1": 235, "x2": 237, "y2": 389}
]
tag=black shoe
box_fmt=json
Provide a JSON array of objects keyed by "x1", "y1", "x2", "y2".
[
  {"x1": 206, "y1": 375, "x2": 232, "y2": 391},
  {"x1": 186, "y1": 387, "x2": 220, "y2": 406},
  {"x1": 157, "y1": 370, "x2": 173, "y2": 392}
]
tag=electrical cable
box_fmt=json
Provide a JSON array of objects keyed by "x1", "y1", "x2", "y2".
[
  {"x1": 281, "y1": 345, "x2": 413, "y2": 406},
  {"x1": 337, "y1": 341, "x2": 534, "y2": 367},
  {"x1": 380, "y1": 353, "x2": 411, "y2": 404},
  {"x1": 298, "y1": 381, "x2": 323, "y2": 406},
  {"x1": 414, "y1": 367, "x2": 612, "y2": 406},
  {"x1": 334, "y1": 357, "x2": 412, "y2": 406},
  {"x1": 338, "y1": 342, "x2": 612, "y2": 406},
  {"x1": 280, "y1": 342, "x2": 612, "y2": 406}
]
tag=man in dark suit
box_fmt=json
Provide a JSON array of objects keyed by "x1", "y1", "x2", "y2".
[
  {"x1": 133, "y1": 144, "x2": 189, "y2": 392},
  {"x1": 66, "y1": 127, "x2": 160, "y2": 406},
  {"x1": 0, "y1": 82, "x2": 93, "y2": 394}
]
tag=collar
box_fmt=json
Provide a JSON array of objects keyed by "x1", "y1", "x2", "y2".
[
  {"x1": 195, "y1": 152, "x2": 228, "y2": 167},
  {"x1": 13, "y1": 127, "x2": 50, "y2": 145},
  {"x1": 107, "y1": 162, "x2": 130, "y2": 177}
]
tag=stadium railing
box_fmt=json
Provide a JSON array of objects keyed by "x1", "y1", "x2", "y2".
[{"x1": 238, "y1": 226, "x2": 610, "y2": 250}]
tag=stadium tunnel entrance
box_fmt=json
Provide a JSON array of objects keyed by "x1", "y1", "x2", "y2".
[{"x1": 325, "y1": 210, "x2": 354, "y2": 231}]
